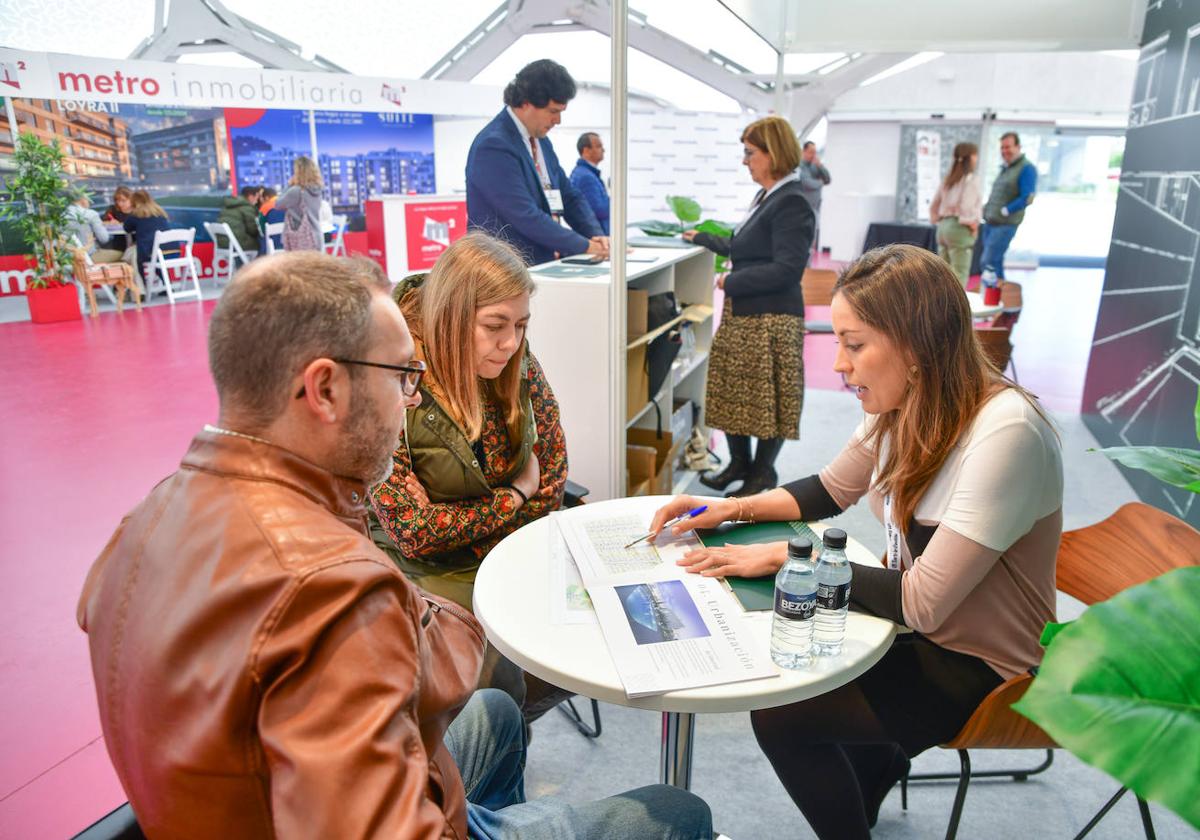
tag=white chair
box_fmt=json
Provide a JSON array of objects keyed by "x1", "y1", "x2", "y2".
[
  {"x1": 323, "y1": 214, "x2": 347, "y2": 257},
  {"x1": 203, "y1": 221, "x2": 255, "y2": 284},
  {"x1": 145, "y1": 228, "x2": 203, "y2": 305},
  {"x1": 263, "y1": 222, "x2": 285, "y2": 255}
]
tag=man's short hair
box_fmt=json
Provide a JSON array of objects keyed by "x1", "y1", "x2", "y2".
[
  {"x1": 240, "y1": 185, "x2": 260, "y2": 200},
  {"x1": 208, "y1": 253, "x2": 391, "y2": 430},
  {"x1": 802, "y1": 141, "x2": 816, "y2": 150},
  {"x1": 577, "y1": 132, "x2": 599, "y2": 155},
  {"x1": 503, "y1": 59, "x2": 576, "y2": 108},
  {"x1": 1000, "y1": 131, "x2": 1021, "y2": 146}
]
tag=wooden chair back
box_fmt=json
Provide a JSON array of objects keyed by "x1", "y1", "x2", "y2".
[
  {"x1": 974, "y1": 326, "x2": 1013, "y2": 372},
  {"x1": 992, "y1": 281, "x2": 1024, "y2": 329},
  {"x1": 801, "y1": 268, "x2": 838, "y2": 306},
  {"x1": 1057, "y1": 501, "x2": 1200, "y2": 606},
  {"x1": 944, "y1": 502, "x2": 1200, "y2": 751}
]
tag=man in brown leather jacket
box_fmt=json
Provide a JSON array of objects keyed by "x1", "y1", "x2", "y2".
[{"x1": 77, "y1": 251, "x2": 711, "y2": 839}]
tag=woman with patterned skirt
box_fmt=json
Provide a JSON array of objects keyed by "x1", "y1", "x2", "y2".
[
  {"x1": 685, "y1": 115, "x2": 816, "y2": 497},
  {"x1": 368, "y1": 232, "x2": 570, "y2": 723}
]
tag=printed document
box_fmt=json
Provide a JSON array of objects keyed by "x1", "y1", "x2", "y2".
[{"x1": 551, "y1": 499, "x2": 776, "y2": 698}]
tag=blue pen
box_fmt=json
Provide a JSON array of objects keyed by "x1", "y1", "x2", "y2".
[{"x1": 624, "y1": 505, "x2": 708, "y2": 549}]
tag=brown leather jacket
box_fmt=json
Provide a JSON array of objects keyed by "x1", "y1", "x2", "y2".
[{"x1": 77, "y1": 430, "x2": 485, "y2": 839}]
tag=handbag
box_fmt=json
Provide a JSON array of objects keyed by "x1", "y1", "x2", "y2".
[{"x1": 645, "y1": 291, "x2": 682, "y2": 401}]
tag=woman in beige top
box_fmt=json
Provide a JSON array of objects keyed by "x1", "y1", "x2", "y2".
[
  {"x1": 929, "y1": 142, "x2": 982, "y2": 286},
  {"x1": 649, "y1": 244, "x2": 1062, "y2": 840}
]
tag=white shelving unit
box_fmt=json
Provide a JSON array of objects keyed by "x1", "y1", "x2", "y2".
[{"x1": 528, "y1": 244, "x2": 715, "y2": 501}]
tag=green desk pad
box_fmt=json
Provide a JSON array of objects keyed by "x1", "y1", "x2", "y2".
[{"x1": 697, "y1": 520, "x2": 821, "y2": 611}]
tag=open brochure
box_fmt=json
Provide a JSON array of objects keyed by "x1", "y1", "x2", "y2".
[{"x1": 550, "y1": 500, "x2": 777, "y2": 698}]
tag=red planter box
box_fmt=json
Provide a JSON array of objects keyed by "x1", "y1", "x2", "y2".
[{"x1": 27, "y1": 283, "x2": 82, "y2": 324}]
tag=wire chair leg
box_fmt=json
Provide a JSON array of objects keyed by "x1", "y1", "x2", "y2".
[
  {"x1": 557, "y1": 697, "x2": 602, "y2": 739},
  {"x1": 1137, "y1": 796, "x2": 1157, "y2": 840},
  {"x1": 1073, "y1": 787, "x2": 1128, "y2": 839},
  {"x1": 944, "y1": 750, "x2": 971, "y2": 840}
]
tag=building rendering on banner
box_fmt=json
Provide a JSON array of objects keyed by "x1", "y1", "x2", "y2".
[
  {"x1": 0, "y1": 99, "x2": 133, "y2": 181},
  {"x1": 129, "y1": 117, "x2": 229, "y2": 193}
]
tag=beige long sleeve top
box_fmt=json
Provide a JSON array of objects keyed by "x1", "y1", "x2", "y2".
[{"x1": 930, "y1": 172, "x2": 983, "y2": 226}]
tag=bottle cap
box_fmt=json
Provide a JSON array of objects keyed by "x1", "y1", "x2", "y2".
[
  {"x1": 787, "y1": 537, "x2": 813, "y2": 558},
  {"x1": 822, "y1": 528, "x2": 848, "y2": 549}
]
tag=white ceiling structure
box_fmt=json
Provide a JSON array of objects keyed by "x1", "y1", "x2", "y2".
[{"x1": 0, "y1": 0, "x2": 1146, "y2": 124}]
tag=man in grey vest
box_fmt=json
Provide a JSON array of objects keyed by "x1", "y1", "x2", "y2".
[
  {"x1": 981, "y1": 131, "x2": 1037, "y2": 280},
  {"x1": 798, "y1": 141, "x2": 831, "y2": 253}
]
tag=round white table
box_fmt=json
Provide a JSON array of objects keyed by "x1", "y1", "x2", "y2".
[
  {"x1": 473, "y1": 496, "x2": 898, "y2": 789},
  {"x1": 966, "y1": 291, "x2": 1002, "y2": 320}
]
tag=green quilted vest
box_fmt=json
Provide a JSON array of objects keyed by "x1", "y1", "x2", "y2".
[{"x1": 983, "y1": 154, "x2": 1033, "y2": 226}]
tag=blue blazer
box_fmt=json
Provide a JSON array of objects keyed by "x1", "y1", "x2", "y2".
[
  {"x1": 466, "y1": 109, "x2": 603, "y2": 265},
  {"x1": 570, "y1": 158, "x2": 610, "y2": 235}
]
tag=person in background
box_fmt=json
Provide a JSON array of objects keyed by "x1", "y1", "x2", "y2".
[
  {"x1": 570, "y1": 131, "x2": 609, "y2": 235},
  {"x1": 216, "y1": 185, "x2": 263, "y2": 253},
  {"x1": 78, "y1": 251, "x2": 711, "y2": 840},
  {"x1": 257, "y1": 186, "x2": 283, "y2": 248},
  {"x1": 684, "y1": 115, "x2": 815, "y2": 498},
  {"x1": 980, "y1": 131, "x2": 1036, "y2": 281},
  {"x1": 466, "y1": 59, "x2": 607, "y2": 265},
  {"x1": 65, "y1": 194, "x2": 115, "y2": 260},
  {"x1": 102, "y1": 186, "x2": 134, "y2": 253},
  {"x1": 649, "y1": 244, "x2": 1062, "y2": 840},
  {"x1": 798, "y1": 141, "x2": 831, "y2": 253},
  {"x1": 929, "y1": 142, "x2": 982, "y2": 286},
  {"x1": 369, "y1": 232, "x2": 571, "y2": 723},
  {"x1": 123, "y1": 190, "x2": 172, "y2": 294},
  {"x1": 276, "y1": 156, "x2": 324, "y2": 251}
]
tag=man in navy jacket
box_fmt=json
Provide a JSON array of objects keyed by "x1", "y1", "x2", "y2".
[
  {"x1": 466, "y1": 60, "x2": 608, "y2": 265},
  {"x1": 570, "y1": 132, "x2": 610, "y2": 235}
]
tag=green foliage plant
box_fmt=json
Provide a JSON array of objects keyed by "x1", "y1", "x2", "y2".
[
  {"x1": 1094, "y1": 385, "x2": 1200, "y2": 495},
  {"x1": 0, "y1": 133, "x2": 77, "y2": 289},
  {"x1": 1013, "y1": 567, "x2": 1200, "y2": 829}
]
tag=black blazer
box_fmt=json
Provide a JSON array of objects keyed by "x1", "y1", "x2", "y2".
[{"x1": 692, "y1": 179, "x2": 815, "y2": 317}]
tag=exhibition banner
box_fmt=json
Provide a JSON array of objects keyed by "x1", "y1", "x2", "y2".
[{"x1": 0, "y1": 48, "x2": 498, "y2": 115}]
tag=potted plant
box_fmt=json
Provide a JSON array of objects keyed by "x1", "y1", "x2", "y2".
[{"x1": 0, "y1": 132, "x2": 81, "y2": 323}]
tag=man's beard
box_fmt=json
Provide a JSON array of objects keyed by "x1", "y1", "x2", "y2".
[{"x1": 335, "y1": 385, "x2": 401, "y2": 488}]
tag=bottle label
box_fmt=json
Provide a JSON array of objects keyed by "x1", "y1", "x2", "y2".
[
  {"x1": 816, "y1": 582, "x2": 850, "y2": 610},
  {"x1": 775, "y1": 589, "x2": 816, "y2": 620}
]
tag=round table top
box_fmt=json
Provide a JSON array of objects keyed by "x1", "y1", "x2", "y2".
[{"x1": 473, "y1": 496, "x2": 897, "y2": 714}]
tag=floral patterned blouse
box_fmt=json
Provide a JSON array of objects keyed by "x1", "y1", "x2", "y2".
[{"x1": 370, "y1": 352, "x2": 568, "y2": 568}]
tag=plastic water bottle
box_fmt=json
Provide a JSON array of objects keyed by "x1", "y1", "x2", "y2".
[
  {"x1": 813, "y1": 528, "x2": 852, "y2": 657},
  {"x1": 770, "y1": 537, "x2": 817, "y2": 669}
]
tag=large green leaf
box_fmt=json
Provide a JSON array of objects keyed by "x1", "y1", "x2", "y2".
[
  {"x1": 1013, "y1": 567, "x2": 1200, "y2": 829},
  {"x1": 666, "y1": 195, "x2": 702, "y2": 223},
  {"x1": 636, "y1": 219, "x2": 683, "y2": 237},
  {"x1": 1093, "y1": 445, "x2": 1200, "y2": 493}
]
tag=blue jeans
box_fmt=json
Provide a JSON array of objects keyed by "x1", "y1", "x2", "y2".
[
  {"x1": 445, "y1": 689, "x2": 713, "y2": 840},
  {"x1": 980, "y1": 223, "x2": 1019, "y2": 279}
]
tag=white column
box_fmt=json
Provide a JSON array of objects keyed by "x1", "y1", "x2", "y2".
[{"x1": 609, "y1": 0, "x2": 629, "y2": 498}]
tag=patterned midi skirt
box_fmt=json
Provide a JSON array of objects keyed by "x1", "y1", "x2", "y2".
[{"x1": 704, "y1": 299, "x2": 805, "y2": 440}]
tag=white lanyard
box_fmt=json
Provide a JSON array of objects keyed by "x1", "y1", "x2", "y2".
[{"x1": 883, "y1": 493, "x2": 904, "y2": 571}]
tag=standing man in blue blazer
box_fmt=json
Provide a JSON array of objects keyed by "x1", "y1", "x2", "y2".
[{"x1": 466, "y1": 60, "x2": 609, "y2": 265}]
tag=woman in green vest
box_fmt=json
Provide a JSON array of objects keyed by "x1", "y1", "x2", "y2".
[{"x1": 369, "y1": 231, "x2": 569, "y2": 718}]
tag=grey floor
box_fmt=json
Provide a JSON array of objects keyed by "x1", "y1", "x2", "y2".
[{"x1": 523, "y1": 387, "x2": 1197, "y2": 839}]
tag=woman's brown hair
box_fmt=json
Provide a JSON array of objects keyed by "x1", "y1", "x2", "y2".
[
  {"x1": 395, "y1": 232, "x2": 535, "y2": 446},
  {"x1": 129, "y1": 190, "x2": 167, "y2": 219},
  {"x1": 112, "y1": 186, "x2": 133, "y2": 204},
  {"x1": 290, "y1": 155, "x2": 323, "y2": 189},
  {"x1": 834, "y1": 244, "x2": 1049, "y2": 533},
  {"x1": 741, "y1": 115, "x2": 802, "y2": 179},
  {"x1": 942, "y1": 142, "x2": 978, "y2": 190}
]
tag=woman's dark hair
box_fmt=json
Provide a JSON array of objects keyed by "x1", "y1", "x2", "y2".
[{"x1": 503, "y1": 59, "x2": 576, "y2": 108}]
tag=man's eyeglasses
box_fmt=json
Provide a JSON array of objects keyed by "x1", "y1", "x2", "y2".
[{"x1": 333, "y1": 358, "x2": 426, "y2": 396}]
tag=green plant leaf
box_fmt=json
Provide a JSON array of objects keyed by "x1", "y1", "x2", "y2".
[
  {"x1": 1093, "y1": 445, "x2": 1200, "y2": 493},
  {"x1": 666, "y1": 195, "x2": 702, "y2": 223},
  {"x1": 636, "y1": 219, "x2": 683, "y2": 237},
  {"x1": 1039, "y1": 621, "x2": 1073, "y2": 646},
  {"x1": 1013, "y1": 567, "x2": 1200, "y2": 829}
]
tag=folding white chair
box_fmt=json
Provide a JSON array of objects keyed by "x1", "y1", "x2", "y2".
[
  {"x1": 203, "y1": 221, "x2": 255, "y2": 284},
  {"x1": 263, "y1": 222, "x2": 285, "y2": 255},
  {"x1": 324, "y1": 214, "x2": 347, "y2": 257},
  {"x1": 145, "y1": 228, "x2": 203, "y2": 305}
]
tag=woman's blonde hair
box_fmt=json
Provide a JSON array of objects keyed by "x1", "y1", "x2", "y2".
[
  {"x1": 834, "y1": 244, "x2": 1049, "y2": 534},
  {"x1": 396, "y1": 232, "x2": 536, "y2": 445},
  {"x1": 129, "y1": 190, "x2": 167, "y2": 218},
  {"x1": 290, "y1": 156, "x2": 323, "y2": 189},
  {"x1": 741, "y1": 116, "x2": 802, "y2": 179}
]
